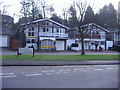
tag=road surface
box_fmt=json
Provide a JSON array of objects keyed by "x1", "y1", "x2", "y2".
[{"x1": 1, "y1": 65, "x2": 119, "y2": 88}]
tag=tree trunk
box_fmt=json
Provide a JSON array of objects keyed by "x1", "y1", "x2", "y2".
[{"x1": 81, "y1": 39, "x2": 85, "y2": 55}]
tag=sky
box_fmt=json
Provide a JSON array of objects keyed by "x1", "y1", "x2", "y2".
[{"x1": 0, "y1": 0, "x2": 119, "y2": 23}]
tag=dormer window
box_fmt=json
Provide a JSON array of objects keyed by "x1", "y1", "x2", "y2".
[
  {"x1": 47, "y1": 28, "x2": 49, "y2": 32},
  {"x1": 43, "y1": 27, "x2": 45, "y2": 32},
  {"x1": 32, "y1": 27, "x2": 34, "y2": 31},
  {"x1": 57, "y1": 28, "x2": 59, "y2": 32}
]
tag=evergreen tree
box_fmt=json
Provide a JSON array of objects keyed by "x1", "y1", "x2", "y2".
[
  {"x1": 84, "y1": 6, "x2": 95, "y2": 24},
  {"x1": 50, "y1": 13, "x2": 63, "y2": 24},
  {"x1": 97, "y1": 3, "x2": 117, "y2": 28},
  {"x1": 68, "y1": 5, "x2": 77, "y2": 28},
  {"x1": 107, "y1": 3, "x2": 117, "y2": 28}
]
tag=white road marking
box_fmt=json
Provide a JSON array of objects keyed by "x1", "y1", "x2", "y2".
[
  {"x1": 0, "y1": 75, "x2": 16, "y2": 78},
  {"x1": 85, "y1": 68, "x2": 91, "y2": 69},
  {"x1": 25, "y1": 73, "x2": 42, "y2": 76},
  {"x1": 106, "y1": 68, "x2": 114, "y2": 70},
  {"x1": 94, "y1": 69, "x2": 104, "y2": 71},
  {"x1": 74, "y1": 69, "x2": 83, "y2": 71},
  {"x1": 46, "y1": 73, "x2": 52, "y2": 75},
  {"x1": 0, "y1": 73, "x2": 14, "y2": 76},
  {"x1": 59, "y1": 70, "x2": 66, "y2": 71},
  {"x1": 41, "y1": 70, "x2": 55, "y2": 73},
  {"x1": 81, "y1": 70, "x2": 88, "y2": 72}
]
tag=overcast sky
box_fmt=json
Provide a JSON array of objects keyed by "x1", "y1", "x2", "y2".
[{"x1": 0, "y1": 0, "x2": 118, "y2": 23}]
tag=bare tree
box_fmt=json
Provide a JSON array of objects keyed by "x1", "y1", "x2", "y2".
[
  {"x1": 72, "y1": 0, "x2": 93, "y2": 55},
  {"x1": 62, "y1": 8, "x2": 69, "y2": 25},
  {"x1": 0, "y1": 2, "x2": 10, "y2": 15},
  {"x1": 14, "y1": 0, "x2": 33, "y2": 48},
  {"x1": 40, "y1": 0, "x2": 54, "y2": 18}
]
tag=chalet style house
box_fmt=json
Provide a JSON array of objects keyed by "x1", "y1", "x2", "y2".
[
  {"x1": 24, "y1": 18, "x2": 69, "y2": 50},
  {"x1": 67, "y1": 23, "x2": 110, "y2": 50}
]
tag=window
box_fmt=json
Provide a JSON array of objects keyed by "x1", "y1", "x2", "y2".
[
  {"x1": 28, "y1": 32, "x2": 31, "y2": 36},
  {"x1": 101, "y1": 42, "x2": 104, "y2": 45},
  {"x1": 28, "y1": 32, "x2": 34, "y2": 36},
  {"x1": 29, "y1": 28, "x2": 31, "y2": 31},
  {"x1": 92, "y1": 31, "x2": 96, "y2": 35},
  {"x1": 96, "y1": 31, "x2": 99, "y2": 35},
  {"x1": 57, "y1": 28, "x2": 59, "y2": 32},
  {"x1": 27, "y1": 39, "x2": 30, "y2": 43},
  {"x1": 31, "y1": 39, "x2": 35, "y2": 43},
  {"x1": 47, "y1": 28, "x2": 49, "y2": 32},
  {"x1": 59, "y1": 29, "x2": 61, "y2": 33},
  {"x1": 27, "y1": 39, "x2": 36, "y2": 43},
  {"x1": 32, "y1": 32, "x2": 34, "y2": 36},
  {"x1": 43, "y1": 27, "x2": 45, "y2": 32},
  {"x1": 52, "y1": 28, "x2": 54, "y2": 33},
  {"x1": 32, "y1": 27, "x2": 34, "y2": 31}
]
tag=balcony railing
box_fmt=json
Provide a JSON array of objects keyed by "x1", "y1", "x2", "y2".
[
  {"x1": 39, "y1": 32, "x2": 68, "y2": 38},
  {"x1": 87, "y1": 35, "x2": 100, "y2": 39}
]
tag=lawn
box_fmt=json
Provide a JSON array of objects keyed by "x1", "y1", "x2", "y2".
[{"x1": 0, "y1": 55, "x2": 119, "y2": 61}]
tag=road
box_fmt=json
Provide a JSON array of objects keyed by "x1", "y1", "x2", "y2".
[{"x1": 1, "y1": 65, "x2": 119, "y2": 88}]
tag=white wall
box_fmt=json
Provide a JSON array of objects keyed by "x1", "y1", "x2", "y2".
[
  {"x1": 0, "y1": 35, "x2": 8, "y2": 47},
  {"x1": 67, "y1": 39, "x2": 75, "y2": 47},
  {"x1": 106, "y1": 41, "x2": 113, "y2": 50}
]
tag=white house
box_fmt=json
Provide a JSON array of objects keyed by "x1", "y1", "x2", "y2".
[
  {"x1": 24, "y1": 18, "x2": 69, "y2": 50},
  {"x1": 67, "y1": 23, "x2": 109, "y2": 51}
]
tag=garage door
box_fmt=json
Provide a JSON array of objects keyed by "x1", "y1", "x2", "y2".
[
  {"x1": 56, "y1": 41, "x2": 64, "y2": 50},
  {"x1": 0, "y1": 35, "x2": 8, "y2": 47}
]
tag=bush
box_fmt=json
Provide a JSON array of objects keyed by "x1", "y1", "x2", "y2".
[
  {"x1": 71, "y1": 43, "x2": 78, "y2": 47},
  {"x1": 112, "y1": 45, "x2": 120, "y2": 52}
]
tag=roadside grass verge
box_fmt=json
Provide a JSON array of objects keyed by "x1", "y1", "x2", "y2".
[{"x1": 0, "y1": 55, "x2": 119, "y2": 61}]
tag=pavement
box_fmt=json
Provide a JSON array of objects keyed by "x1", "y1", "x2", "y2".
[
  {"x1": 1, "y1": 48, "x2": 120, "y2": 66},
  {"x1": 1, "y1": 60, "x2": 120, "y2": 66}
]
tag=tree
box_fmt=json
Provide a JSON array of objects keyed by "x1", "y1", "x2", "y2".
[
  {"x1": 71, "y1": 0, "x2": 93, "y2": 55},
  {"x1": 97, "y1": 3, "x2": 117, "y2": 28},
  {"x1": 0, "y1": 2, "x2": 10, "y2": 15},
  {"x1": 107, "y1": 3, "x2": 117, "y2": 28},
  {"x1": 84, "y1": 5, "x2": 95, "y2": 24},
  {"x1": 62, "y1": 8, "x2": 69, "y2": 26},
  {"x1": 13, "y1": 0, "x2": 33, "y2": 48},
  {"x1": 50, "y1": 13, "x2": 63, "y2": 24},
  {"x1": 40, "y1": 0, "x2": 54, "y2": 18},
  {"x1": 68, "y1": 5, "x2": 77, "y2": 28}
]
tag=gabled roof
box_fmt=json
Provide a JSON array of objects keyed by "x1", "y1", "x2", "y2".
[
  {"x1": 69, "y1": 23, "x2": 109, "y2": 32},
  {"x1": 32, "y1": 18, "x2": 69, "y2": 29},
  {"x1": 90, "y1": 23, "x2": 109, "y2": 32}
]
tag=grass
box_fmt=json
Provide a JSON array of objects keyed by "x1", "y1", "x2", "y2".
[{"x1": 0, "y1": 55, "x2": 119, "y2": 61}]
